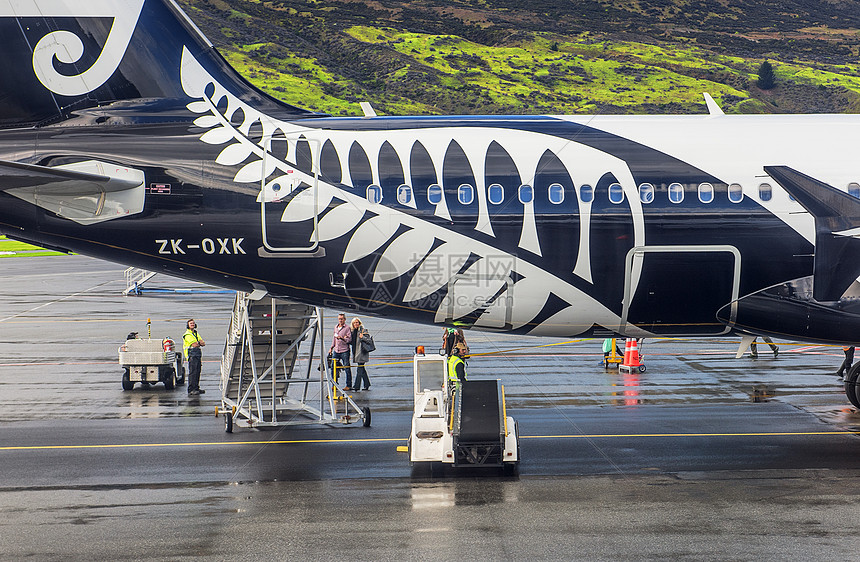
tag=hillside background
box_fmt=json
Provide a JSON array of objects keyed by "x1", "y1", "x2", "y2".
[{"x1": 177, "y1": 0, "x2": 860, "y2": 116}]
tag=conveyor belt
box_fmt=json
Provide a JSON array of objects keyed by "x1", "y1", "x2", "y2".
[{"x1": 456, "y1": 380, "x2": 503, "y2": 442}]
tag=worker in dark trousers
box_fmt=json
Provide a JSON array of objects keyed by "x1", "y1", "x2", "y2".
[
  {"x1": 444, "y1": 328, "x2": 457, "y2": 356},
  {"x1": 183, "y1": 318, "x2": 206, "y2": 395},
  {"x1": 749, "y1": 336, "x2": 778, "y2": 358},
  {"x1": 837, "y1": 346, "x2": 855, "y2": 379},
  {"x1": 447, "y1": 343, "x2": 468, "y2": 394},
  {"x1": 443, "y1": 327, "x2": 468, "y2": 356}
]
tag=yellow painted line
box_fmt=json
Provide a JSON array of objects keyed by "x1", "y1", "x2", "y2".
[
  {"x1": 2, "y1": 430, "x2": 858, "y2": 452},
  {"x1": 0, "y1": 437, "x2": 405, "y2": 452},
  {"x1": 521, "y1": 431, "x2": 860, "y2": 439}
]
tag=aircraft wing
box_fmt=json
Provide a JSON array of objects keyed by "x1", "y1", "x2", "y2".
[
  {"x1": 766, "y1": 165, "x2": 860, "y2": 302},
  {"x1": 0, "y1": 159, "x2": 145, "y2": 225}
]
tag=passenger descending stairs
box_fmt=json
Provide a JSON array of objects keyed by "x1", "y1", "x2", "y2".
[{"x1": 219, "y1": 292, "x2": 367, "y2": 431}]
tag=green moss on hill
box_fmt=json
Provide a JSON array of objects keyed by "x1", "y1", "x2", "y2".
[{"x1": 178, "y1": 0, "x2": 860, "y2": 116}]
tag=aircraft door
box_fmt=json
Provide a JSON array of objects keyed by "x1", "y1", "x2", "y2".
[
  {"x1": 258, "y1": 136, "x2": 325, "y2": 257},
  {"x1": 620, "y1": 245, "x2": 740, "y2": 336}
]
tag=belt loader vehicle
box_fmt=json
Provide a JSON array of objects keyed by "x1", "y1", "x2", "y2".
[{"x1": 408, "y1": 351, "x2": 519, "y2": 474}]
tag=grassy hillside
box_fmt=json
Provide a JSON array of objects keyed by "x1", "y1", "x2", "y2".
[
  {"x1": 0, "y1": 236, "x2": 66, "y2": 257},
  {"x1": 182, "y1": 1, "x2": 860, "y2": 116}
]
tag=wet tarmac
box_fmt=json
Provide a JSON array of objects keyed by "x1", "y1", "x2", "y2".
[{"x1": 2, "y1": 255, "x2": 860, "y2": 560}]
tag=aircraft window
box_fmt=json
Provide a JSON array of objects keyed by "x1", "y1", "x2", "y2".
[
  {"x1": 638, "y1": 183, "x2": 654, "y2": 204},
  {"x1": 580, "y1": 184, "x2": 593, "y2": 203},
  {"x1": 728, "y1": 183, "x2": 743, "y2": 203},
  {"x1": 548, "y1": 183, "x2": 564, "y2": 204},
  {"x1": 428, "y1": 183, "x2": 443, "y2": 204},
  {"x1": 608, "y1": 182, "x2": 624, "y2": 204},
  {"x1": 397, "y1": 184, "x2": 413, "y2": 205},
  {"x1": 458, "y1": 183, "x2": 474, "y2": 205},
  {"x1": 849, "y1": 183, "x2": 860, "y2": 198},
  {"x1": 758, "y1": 183, "x2": 772, "y2": 202},
  {"x1": 488, "y1": 183, "x2": 504, "y2": 205},
  {"x1": 272, "y1": 183, "x2": 282, "y2": 192},
  {"x1": 668, "y1": 182, "x2": 684, "y2": 204},
  {"x1": 366, "y1": 184, "x2": 382, "y2": 204},
  {"x1": 518, "y1": 184, "x2": 534, "y2": 204},
  {"x1": 698, "y1": 182, "x2": 714, "y2": 204}
]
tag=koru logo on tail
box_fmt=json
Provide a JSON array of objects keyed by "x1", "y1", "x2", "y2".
[{"x1": 0, "y1": 0, "x2": 145, "y2": 96}]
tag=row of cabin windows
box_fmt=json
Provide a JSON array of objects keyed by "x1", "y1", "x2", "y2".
[
  {"x1": 366, "y1": 183, "x2": 567, "y2": 206},
  {"x1": 365, "y1": 181, "x2": 860, "y2": 206}
]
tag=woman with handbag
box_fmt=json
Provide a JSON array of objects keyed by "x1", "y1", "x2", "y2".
[{"x1": 350, "y1": 317, "x2": 374, "y2": 391}]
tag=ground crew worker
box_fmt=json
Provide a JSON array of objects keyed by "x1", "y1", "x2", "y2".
[
  {"x1": 837, "y1": 346, "x2": 855, "y2": 379},
  {"x1": 447, "y1": 343, "x2": 468, "y2": 393},
  {"x1": 443, "y1": 327, "x2": 468, "y2": 356},
  {"x1": 183, "y1": 318, "x2": 206, "y2": 395},
  {"x1": 749, "y1": 336, "x2": 778, "y2": 358},
  {"x1": 602, "y1": 338, "x2": 613, "y2": 366},
  {"x1": 443, "y1": 327, "x2": 457, "y2": 356}
]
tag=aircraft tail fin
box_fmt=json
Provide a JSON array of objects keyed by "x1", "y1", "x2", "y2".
[
  {"x1": 765, "y1": 165, "x2": 860, "y2": 301},
  {"x1": 0, "y1": 0, "x2": 314, "y2": 128}
]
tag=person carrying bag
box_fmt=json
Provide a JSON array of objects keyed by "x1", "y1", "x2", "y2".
[{"x1": 350, "y1": 317, "x2": 373, "y2": 391}]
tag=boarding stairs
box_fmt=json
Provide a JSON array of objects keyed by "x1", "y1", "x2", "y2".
[
  {"x1": 123, "y1": 267, "x2": 157, "y2": 295},
  {"x1": 218, "y1": 292, "x2": 368, "y2": 431}
]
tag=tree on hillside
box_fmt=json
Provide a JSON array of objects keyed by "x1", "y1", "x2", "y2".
[{"x1": 757, "y1": 60, "x2": 776, "y2": 90}]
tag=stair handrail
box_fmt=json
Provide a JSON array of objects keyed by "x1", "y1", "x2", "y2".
[{"x1": 220, "y1": 292, "x2": 247, "y2": 391}]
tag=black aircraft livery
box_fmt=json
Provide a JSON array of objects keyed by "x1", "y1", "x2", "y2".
[{"x1": 3, "y1": 0, "x2": 860, "y2": 403}]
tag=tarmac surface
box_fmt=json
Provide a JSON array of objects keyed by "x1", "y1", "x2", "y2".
[{"x1": 2, "y1": 255, "x2": 860, "y2": 560}]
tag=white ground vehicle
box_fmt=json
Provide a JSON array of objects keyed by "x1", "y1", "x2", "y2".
[
  {"x1": 409, "y1": 351, "x2": 519, "y2": 474},
  {"x1": 118, "y1": 337, "x2": 184, "y2": 391}
]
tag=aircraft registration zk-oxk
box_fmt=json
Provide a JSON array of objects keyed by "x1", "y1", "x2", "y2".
[{"x1": 2, "y1": 0, "x2": 860, "y2": 403}]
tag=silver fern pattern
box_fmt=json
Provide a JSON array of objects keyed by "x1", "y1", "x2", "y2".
[{"x1": 180, "y1": 47, "x2": 649, "y2": 337}]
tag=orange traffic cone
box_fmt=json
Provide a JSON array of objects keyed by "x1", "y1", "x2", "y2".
[
  {"x1": 620, "y1": 338, "x2": 642, "y2": 373},
  {"x1": 627, "y1": 339, "x2": 641, "y2": 367},
  {"x1": 621, "y1": 338, "x2": 632, "y2": 366}
]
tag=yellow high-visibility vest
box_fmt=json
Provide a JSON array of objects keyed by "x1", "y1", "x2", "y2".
[
  {"x1": 182, "y1": 329, "x2": 201, "y2": 359},
  {"x1": 448, "y1": 354, "x2": 465, "y2": 383}
]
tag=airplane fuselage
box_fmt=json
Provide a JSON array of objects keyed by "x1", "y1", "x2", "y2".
[
  {"x1": 2, "y1": 0, "x2": 860, "y2": 345},
  {"x1": 4, "y1": 103, "x2": 860, "y2": 342}
]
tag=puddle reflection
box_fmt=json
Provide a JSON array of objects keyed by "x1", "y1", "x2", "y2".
[
  {"x1": 122, "y1": 388, "x2": 186, "y2": 418},
  {"x1": 610, "y1": 371, "x2": 641, "y2": 406},
  {"x1": 410, "y1": 479, "x2": 518, "y2": 511}
]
